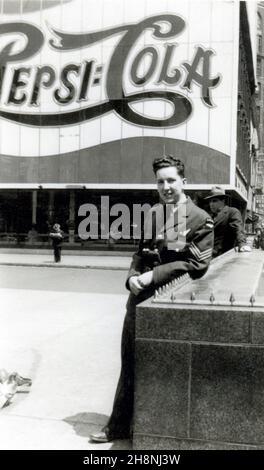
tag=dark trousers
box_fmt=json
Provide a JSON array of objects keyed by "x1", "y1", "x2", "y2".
[
  {"x1": 53, "y1": 245, "x2": 61, "y2": 262},
  {"x1": 107, "y1": 287, "x2": 154, "y2": 437}
]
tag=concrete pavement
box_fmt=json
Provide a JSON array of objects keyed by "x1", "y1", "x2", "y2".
[
  {"x1": 0, "y1": 251, "x2": 132, "y2": 270},
  {"x1": 0, "y1": 265, "x2": 132, "y2": 450}
]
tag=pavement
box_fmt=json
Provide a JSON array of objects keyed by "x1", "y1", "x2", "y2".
[
  {"x1": 0, "y1": 246, "x2": 259, "y2": 450},
  {"x1": 0, "y1": 262, "x2": 133, "y2": 450},
  {"x1": 0, "y1": 251, "x2": 132, "y2": 270}
]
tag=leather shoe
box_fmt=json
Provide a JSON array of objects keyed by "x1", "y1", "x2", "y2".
[
  {"x1": 89, "y1": 426, "x2": 130, "y2": 443},
  {"x1": 89, "y1": 429, "x2": 113, "y2": 443}
]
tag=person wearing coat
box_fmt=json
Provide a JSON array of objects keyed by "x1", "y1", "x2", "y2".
[
  {"x1": 204, "y1": 186, "x2": 251, "y2": 258},
  {"x1": 254, "y1": 227, "x2": 264, "y2": 250},
  {"x1": 49, "y1": 223, "x2": 64, "y2": 262},
  {"x1": 90, "y1": 154, "x2": 214, "y2": 443}
]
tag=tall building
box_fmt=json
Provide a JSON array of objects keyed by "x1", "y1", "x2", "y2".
[
  {"x1": 0, "y1": 0, "x2": 259, "y2": 247},
  {"x1": 255, "y1": 1, "x2": 264, "y2": 223}
]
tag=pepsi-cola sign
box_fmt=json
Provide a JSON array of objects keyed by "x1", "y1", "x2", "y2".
[{"x1": 0, "y1": 14, "x2": 221, "y2": 128}]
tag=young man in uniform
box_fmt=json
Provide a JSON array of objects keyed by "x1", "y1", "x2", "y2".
[{"x1": 90, "y1": 154, "x2": 214, "y2": 443}]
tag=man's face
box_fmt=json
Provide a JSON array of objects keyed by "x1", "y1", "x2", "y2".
[
  {"x1": 209, "y1": 197, "x2": 225, "y2": 214},
  {"x1": 156, "y1": 166, "x2": 185, "y2": 204}
]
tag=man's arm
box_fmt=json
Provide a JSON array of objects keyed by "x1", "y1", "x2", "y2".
[
  {"x1": 125, "y1": 251, "x2": 144, "y2": 290},
  {"x1": 151, "y1": 217, "x2": 214, "y2": 286},
  {"x1": 228, "y1": 208, "x2": 250, "y2": 251},
  {"x1": 125, "y1": 207, "x2": 157, "y2": 291}
]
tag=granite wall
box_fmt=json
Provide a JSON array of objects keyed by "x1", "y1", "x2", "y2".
[{"x1": 133, "y1": 303, "x2": 264, "y2": 450}]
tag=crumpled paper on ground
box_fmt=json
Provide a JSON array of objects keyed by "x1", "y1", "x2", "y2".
[{"x1": 0, "y1": 369, "x2": 32, "y2": 409}]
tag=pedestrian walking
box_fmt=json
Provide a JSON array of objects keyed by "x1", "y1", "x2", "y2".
[
  {"x1": 253, "y1": 228, "x2": 262, "y2": 249},
  {"x1": 49, "y1": 223, "x2": 64, "y2": 262},
  {"x1": 254, "y1": 227, "x2": 264, "y2": 250}
]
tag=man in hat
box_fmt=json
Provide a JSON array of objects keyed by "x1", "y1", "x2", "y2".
[
  {"x1": 90, "y1": 154, "x2": 214, "y2": 444},
  {"x1": 205, "y1": 186, "x2": 251, "y2": 258}
]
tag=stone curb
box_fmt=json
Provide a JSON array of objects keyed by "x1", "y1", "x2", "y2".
[{"x1": 0, "y1": 262, "x2": 128, "y2": 271}]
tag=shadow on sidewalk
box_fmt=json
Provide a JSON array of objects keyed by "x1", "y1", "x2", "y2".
[{"x1": 64, "y1": 412, "x2": 132, "y2": 450}]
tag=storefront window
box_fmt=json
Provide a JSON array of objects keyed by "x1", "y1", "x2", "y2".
[
  {"x1": 257, "y1": 59, "x2": 261, "y2": 76},
  {"x1": 0, "y1": 190, "x2": 31, "y2": 238},
  {"x1": 258, "y1": 13, "x2": 262, "y2": 53}
]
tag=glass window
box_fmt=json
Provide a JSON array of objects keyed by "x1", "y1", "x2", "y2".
[
  {"x1": 257, "y1": 59, "x2": 262, "y2": 76},
  {"x1": 258, "y1": 13, "x2": 262, "y2": 34},
  {"x1": 258, "y1": 82, "x2": 262, "y2": 98},
  {"x1": 259, "y1": 35, "x2": 262, "y2": 53}
]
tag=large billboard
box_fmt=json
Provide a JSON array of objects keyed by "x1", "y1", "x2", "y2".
[{"x1": 0, "y1": 0, "x2": 239, "y2": 185}]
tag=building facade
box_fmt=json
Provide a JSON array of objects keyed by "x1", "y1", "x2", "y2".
[
  {"x1": 0, "y1": 0, "x2": 259, "y2": 247},
  {"x1": 255, "y1": 1, "x2": 264, "y2": 225}
]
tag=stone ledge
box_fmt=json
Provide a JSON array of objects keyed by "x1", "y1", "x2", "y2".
[{"x1": 133, "y1": 434, "x2": 264, "y2": 450}]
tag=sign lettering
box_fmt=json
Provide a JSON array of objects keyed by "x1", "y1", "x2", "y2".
[{"x1": 0, "y1": 15, "x2": 221, "y2": 127}]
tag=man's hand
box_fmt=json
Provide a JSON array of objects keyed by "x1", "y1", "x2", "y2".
[
  {"x1": 128, "y1": 271, "x2": 154, "y2": 296},
  {"x1": 128, "y1": 276, "x2": 144, "y2": 296},
  {"x1": 137, "y1": 271, "x2": 154, "y2": 288},
  {"x1": 238, "y1": 245, "x2": 252, "y2": 252}
]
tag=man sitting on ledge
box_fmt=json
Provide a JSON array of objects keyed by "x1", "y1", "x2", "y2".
[{"x1": 90, "y1": 154, "x2": 214, "y2": 443}]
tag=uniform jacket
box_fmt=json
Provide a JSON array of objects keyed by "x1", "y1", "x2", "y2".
[
  {"x1": 212, "y1": 205, "x2": 246, "y2": 258},
  {"x1": 126, "y1": 196, "x2": 214, "y2": 289}
]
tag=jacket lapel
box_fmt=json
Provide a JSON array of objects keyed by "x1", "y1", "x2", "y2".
[
  {"x1": 214, "y1": 206, "x2": 228, "y2": 226},
  {"x1": 165, "y1": 197, "x2": 190, "y2": 249}
]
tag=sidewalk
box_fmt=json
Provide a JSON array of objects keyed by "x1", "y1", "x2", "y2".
[
  {"x1": 0, "y1": 286, "x2": 131, "y2": 450},
  {"x1": 0, "y1": 265, "x2": 131, "y2": 449},
  {"x1": 0, "y1": 252, "x2": 132, "y2": 270}
]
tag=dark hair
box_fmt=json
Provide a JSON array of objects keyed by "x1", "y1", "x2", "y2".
[{"x1": 152, "y1": 154, "x2": 185, "y2": 178}]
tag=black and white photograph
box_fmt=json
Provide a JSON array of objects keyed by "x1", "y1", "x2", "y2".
[{"x1": 0, "y1": 0, "x2": 263, "y2": 458}]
